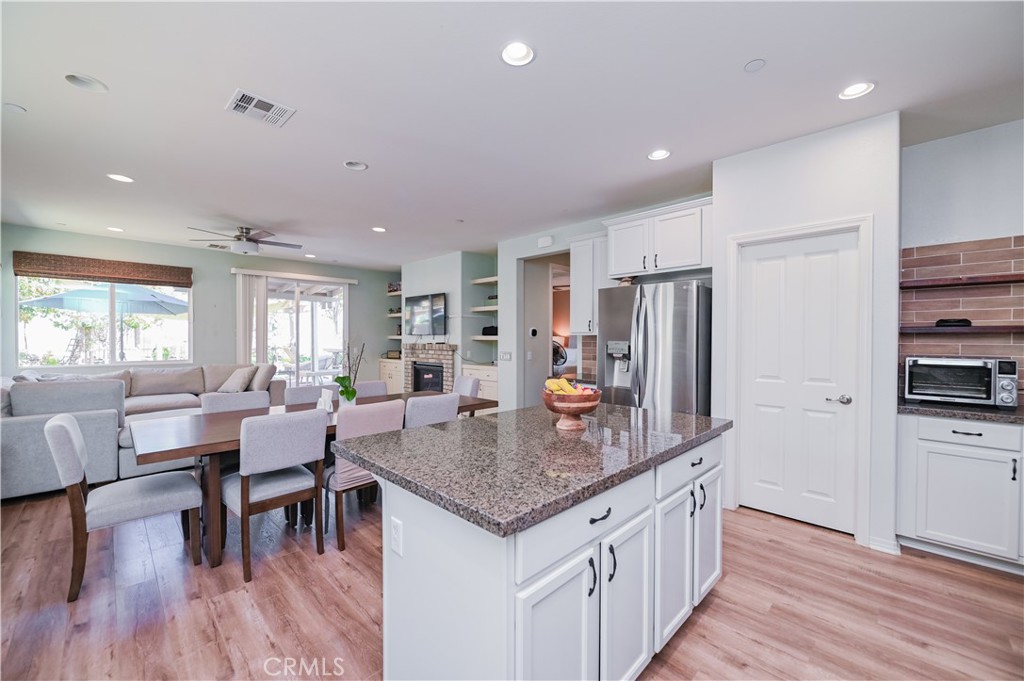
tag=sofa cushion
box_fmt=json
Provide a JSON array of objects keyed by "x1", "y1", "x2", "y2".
[
  {"x1": 12, "y1": 370, "x2": 42, "y2": 382},
  {"x1": 130, "y1": 367, "x2": 204, "y2": 397},
  {"x1": 37, "y1": 369, "x2": 132, "y2": 397},
  {"x1": 249, "y1": 363, "x2": 278, "y2": 392},
  {"x1": 119, "y1": 407, "x2": 203, "y2": 448},
  {"x1": 218, "y1": 366, "x2": 258, "y2": 393},
  {"x1": 124, "y1": 393, "x2": 201, "y2": 416},
  {"x1": 202, "y1": 364, "x2": 249, "y2": 393},
  {"x1": 1, "y1": 378, "x2": 14, "y2": 417},
  {"x1": 9, "y1": 380, "x2": 126, "y2": 425}
]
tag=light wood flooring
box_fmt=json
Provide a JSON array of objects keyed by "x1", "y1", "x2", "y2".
[{"x1": 2, "y1": 491, "x2": 1021, "y2": 680}]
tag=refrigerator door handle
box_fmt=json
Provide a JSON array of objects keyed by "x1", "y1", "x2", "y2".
[{"x1": 630, "y1": 288, "x2": 644, "y2": 407}]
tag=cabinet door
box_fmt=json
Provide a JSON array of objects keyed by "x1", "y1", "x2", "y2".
[
  {"x1": 570, "y1": 240, "x2": 596, "y2": 334},
  {"x1": 608, "y1": 220, "x2": 650, "y2": 278},
  {"x1": 592, "y1": 237, "x2": 610, "y2": 334},
  {"x1": 693, "y1": 465, "x2": 722, "y2": 605},
  {"x1": 600, "y1": 509, "x2": 654, "y2": 681},
  {"x1": 652, "y1": 208, "x2": 701, "y2": 271},
  {"x1": 916, "y1": 442, "x2": 1022, "y2": 559},
  {"x1": 515, "y1": 546, "x2": 599, "y2": 681},
  {"x1": 653, "y1": 486, "x2": 694, "y2": 652}
]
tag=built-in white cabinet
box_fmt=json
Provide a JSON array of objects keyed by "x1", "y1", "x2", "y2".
[
  {"x1": 569, "y1": 236, "x2": 613, "y2": 335},
  {"x1": 600, "y1": 509, "x2": 654, "y2": 681},
  {"x1": 653, "y1": 438, "x2": 723, "y2": 651},
  {"x1": 897, "y1": 414, "x2": 1023, "y2": 563},
  {"x1": 604, "y1": 198, "x2": 712, "y2": 278},
  {"x1": 379, "y1": 358, "x2": 404, "y2": 394}
]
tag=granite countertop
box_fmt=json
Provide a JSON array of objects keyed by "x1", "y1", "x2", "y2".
[
  {"x1": 332, "y1": 403, "x2": 733, "y2": 538},
  {"x1": 897, "y1": 398, "x2": 1023, "y2": 425}
]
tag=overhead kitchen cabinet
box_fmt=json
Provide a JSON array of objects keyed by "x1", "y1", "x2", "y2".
[
  {"x1": 569, "y1": 236, "x2": 615, "y2": 335},
  {"x1": 604, "y1": 197, "x2": 712, "y2": 278}
]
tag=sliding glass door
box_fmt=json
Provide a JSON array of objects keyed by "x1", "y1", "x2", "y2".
[{"x1": 266, "y1": 278, "x2": 347, "y2": 386}]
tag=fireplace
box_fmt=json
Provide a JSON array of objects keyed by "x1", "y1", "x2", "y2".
[
  {"x1": 413, "y1": 362, "x2": 444, "y2": 392},
  {"x1": 403, "y1": 343, "x2": 457, "y2": 392}
]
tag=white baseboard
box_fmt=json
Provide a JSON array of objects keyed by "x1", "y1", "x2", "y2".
[
  {"x1": 898, "y1": 536, "x2": 1024, "y2": 575},
  {"x1": 868, "y1": 537, "x2": 901, "y2": 555}
]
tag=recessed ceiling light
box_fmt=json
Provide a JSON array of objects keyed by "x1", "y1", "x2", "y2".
[
  {"x1": 106, "y1": 173, "x2": 134, "y2": 183},
  {"x1": 502, "y1": 41, "x2": 535, "y2": 66},
  {"x1": 838, "y1": 82, "x2": 875, "y2": 100},
  {"x1": 65, "y1": 73, "x2": 109, "y2": 93},
  {"x1": 345, "y1": 161, "x2": 368, "y2": 171},
  {"x1": 305, "y1": 254, "x2": 316, "y2": 258},
  {"x1": 372, "y1": 227, "x2": 387, "y2": 233},
  {"x1": 743, "y1": 59, "x2": 767, "y2": 73},
  {"x1": 3, "y1": 103, "x2": 27, "y2": 114},
  {"x1": 106, "y1": 227, "x2": 124, "y2": 232},
  {"x1": 647, "y1": 149, "x2": 671, "y2": 161}
]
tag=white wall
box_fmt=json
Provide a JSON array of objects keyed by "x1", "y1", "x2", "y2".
[
  {"x1": 902, "y1": 119, "x2": 1023, "y2": 247},
  {"x1": 1, "y1": 223, "x2": 398, "y2": 378},
  {"x1": 711, "y1": 112, "x2": 902, "y2": 551}
]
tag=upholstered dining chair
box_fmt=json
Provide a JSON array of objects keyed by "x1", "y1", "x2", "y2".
[
  {"x1": 200, "y1": 391, "x2": 270, "y2": 413},
  {"x1": 353, "y1": 380, "x2": 388, "y2": 397},
  {"x1": 404, "y1": 392, "x2": 460, "y2": 428},
  {"x1": 220, "y1": 408, "x2": 328, "y2": 582},
  {"x1": 453, "y1": 375, "x2": 480, "y2": 398},
  {"x1": 325, "y1": 399, "x2": 405, "y2": 550},
  {"x1": 43, "y1": 413, "x2": 202, "y2": 601},
  {"x1": 285, "y1": 383, "x2": 340, "y2": 406}
]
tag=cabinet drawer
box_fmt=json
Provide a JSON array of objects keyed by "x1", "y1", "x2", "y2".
[
  {"x1": 515, "y1": 469, "x2": 654, "y2": 584},
  {"x1": 655, "y1": 438, "x2": 723, "y2": 499},
  {"x1": 463, "y1": 366, "x2": 498, "y2": 382},
  {"x1": 918, "y1": 417, "x2": 1022, "y2": 452}
]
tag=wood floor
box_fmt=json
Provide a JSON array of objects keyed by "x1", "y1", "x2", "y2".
[{"x1": 2, "y1": 491, "x2": 1021, "y2": 680}]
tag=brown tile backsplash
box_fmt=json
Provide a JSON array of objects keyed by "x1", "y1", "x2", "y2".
[{"x1": 578, "y1": 335, "x2": 598, "y2": 382}]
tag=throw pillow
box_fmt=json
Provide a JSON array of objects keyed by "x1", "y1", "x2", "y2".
[
  {"x1": 12, "y1": 370, "x2": 42, "y2": 382},
  {"x1": 248, "y1": 363, "x2": 278, "y2": 392},
  {"x1": 218, "y1": 366, "x2": 258, "y2": 393}
]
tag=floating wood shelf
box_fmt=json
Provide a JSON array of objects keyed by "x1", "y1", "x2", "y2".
[
  {"x1": 387, "y1": 312, "x2": 401, "y2": 318},
  {"x1": 471, "y1": 335, "x2": 499, "y2": 341},
  {"x1": 899, "y1": 273, "x2": 1024, "y2": 290},
  {"x1": 471, "y1": 276, "x2": 498, "y2": 285},
  {"x1": 387, "y1": 335, "x2": 402, "y2": 340},
  {"x1": 899, "y1": 325, "x2": 1023, "y2": 335},
  {"x1": 471, "y1": 305, "x2": 499, "y2": 313},
  {"x1": 387, "y1": 290, "x2": 402, "y2": 297}
]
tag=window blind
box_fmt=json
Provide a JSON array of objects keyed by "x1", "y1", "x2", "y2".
[{"x1": 12, "y1": 251, "x2": 193, "y2": 288}]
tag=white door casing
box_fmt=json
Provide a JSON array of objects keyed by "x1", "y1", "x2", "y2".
[{"x1": 732, "y1": 220, "x2": 871, "y2": 536}]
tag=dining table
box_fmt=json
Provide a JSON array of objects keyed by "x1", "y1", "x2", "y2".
[{"x1": 129, "y1": 390, "x2": 499, "y2": 566}]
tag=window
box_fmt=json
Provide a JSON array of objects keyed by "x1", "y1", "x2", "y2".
[{"x1": 12, "y1": 251, "x2": 193, "y2": 368}]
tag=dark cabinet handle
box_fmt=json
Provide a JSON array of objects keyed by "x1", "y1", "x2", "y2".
[
  {"x1": 690, "y1": 457, "x2": 704, "y2": 467},
  {"x1": 588, "y1": 557, "x2": 597, "y2": 597},
  {"x1": 589, "y1": 507, "x2": 612, "y2": 525},
  {"x1": 689, "y1": 489, "x2": 696, "y2": 518},
  {"x1": 608, "y1": 545, "x2": 617, "y2": 582},
  {"x1": 952, "y1": 429, "x2": 983, "y2": 437},
  {"x1": 1013, "y1": 459, "x2": 1018, "y2": 482},
  {"x1": 642, "y1": 255, "x2": 647, "y2": 270},
  {"x1": 654, "y1": 253, "x2": 658, "y2": 269},
  {"x1": 699, "y1": 483, "x2": 707, "y2": 510}
]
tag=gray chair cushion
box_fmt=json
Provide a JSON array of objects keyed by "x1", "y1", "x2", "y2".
[
  {"x1": 43, "y1": 414, "x2": 87, "y2": 487},
  {"x1": 454, "y1": 375, "x2": 480, "y2": 398},
  {"x1": 221, "y1": 467, "x2": 315, "y2": 514},
  {"x1": 124, "y1": 393, "x2": 201, "y2": 416},
  {"x1": 326, "y1": 460, "x2": 374, "y2": 491},
  {"x1": 238, "y1": 409, "x2": 328, "y2": 475},
  {"x1": 284, "y1": 383, "x2": 340, "y2": 405},
  {"x1": 218, "y1": 366, "x2": 258, "y2": 393},
  {"x1": 404, "y1": 392, "x2": 460, "y2": 428},
  {"x1": 354, "y1": 380, "x2": 388, "y2": 397},
  {"x1": 201, "y1": 391, "x2": 270, "y2": 414},
  {"x1": 85, "y1": 470, "x2": 201, "y2": 531}
]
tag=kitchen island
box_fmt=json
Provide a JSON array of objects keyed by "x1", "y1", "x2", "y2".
[{"x1": 333, "y1": 403, "x2": 733, "y2": 680}]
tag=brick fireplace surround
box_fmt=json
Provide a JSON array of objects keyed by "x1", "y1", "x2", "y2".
[{"x1": 403, "y1": 343, "x2": 457, "y2": 393}]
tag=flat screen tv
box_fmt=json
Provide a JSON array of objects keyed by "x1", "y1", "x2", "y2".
[{"x1": 404, "y1": 293, "x2": 446, "y2": 336}]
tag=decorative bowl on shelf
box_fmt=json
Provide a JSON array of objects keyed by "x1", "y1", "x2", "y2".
[{"x1": 541, "y1": 388, "x2": 602, "y2": 431}]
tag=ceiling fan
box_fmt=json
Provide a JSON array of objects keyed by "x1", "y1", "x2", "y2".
[{"x1": 188, "y1": 226, "x2": 302, "y2": 255}]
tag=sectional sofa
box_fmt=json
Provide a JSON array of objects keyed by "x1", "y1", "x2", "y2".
[{"x1": 0, "y1": 364, "x2": 285, "y2": 499}]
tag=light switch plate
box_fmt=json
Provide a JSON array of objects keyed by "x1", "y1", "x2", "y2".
[{"x1": 499, "y1": 351, "x2": 512, "y2": 361}]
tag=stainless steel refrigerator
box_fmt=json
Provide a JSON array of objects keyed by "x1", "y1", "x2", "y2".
[{"x1": 597, "y1": 281, "x2": 711, "y2": 415}]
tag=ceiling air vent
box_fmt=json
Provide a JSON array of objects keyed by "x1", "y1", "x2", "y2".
[
  {"x1": 206, "y1": 243, "x2": 229, "y2": 250},
  {"x1": 225, "y1": 89, "x2": 296, "y2": 128}
]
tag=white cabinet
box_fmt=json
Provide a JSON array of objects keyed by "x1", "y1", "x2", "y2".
[
  {"x1": 379, "y1": 359, "x2": 404, "y2": 394},
  {"x1": 515, "y1": 547, "x2": 599, "y2": 681},
  {"x1": 653, "y1": 438, "x2": 723, "y2": 652},
  {"x1": 462, "y1": 365, "x2": 498, "y2": 414},
  {"x1": 605, "y1": 199, "x2": 712, "y2": 278},
  {"x1": 897, "y1": 414, "x2": 1022, "y2": 563},
  {"x1": 600, "y1": 510, "x2": 654, "y2": 681},
  {"x1": 569, "y1": 236, "x2": 612, "y2": 335}
]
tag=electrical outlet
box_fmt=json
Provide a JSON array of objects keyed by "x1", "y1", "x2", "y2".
[
  {"x1": 465, "y1": 350, "x2": 471, "y2": 359},
  {"x1": 390, "y1": 517, "x2": 403, "y2": 557}
]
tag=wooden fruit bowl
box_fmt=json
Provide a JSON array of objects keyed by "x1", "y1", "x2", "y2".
[{"x1": 541, "y1": 389, "x2": 602, "y2": 431}]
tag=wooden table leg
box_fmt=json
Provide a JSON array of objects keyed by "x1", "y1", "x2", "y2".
[{"x1": 200, "y1": 453, "x2": 223, "y2": 567}]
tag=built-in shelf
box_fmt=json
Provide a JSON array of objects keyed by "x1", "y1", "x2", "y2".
[
  {"x1": 471, "y1": 335, "x2": 498, "y2": 341},
  {"x1": 387, "y1": 312, "x2": 401, "y2": 318},
  {"x1": 471, "y1": 305, "x2": 499, "y2": 313},
  {"x1": 387, "y1": 335, "x2": 402, "y2": 340},
  {"x1": 387, "y1": 290, "x2": 402, "y2": 297},
  {"x1": 899, "y1": 273, "x2": 1024, "y2": 290},
  {"x1": 899, "y1": 325, "x2": 1024, "y2": 335},
  {"x1": 471, "y1": 275, "x2": 499, "y2": 285}
]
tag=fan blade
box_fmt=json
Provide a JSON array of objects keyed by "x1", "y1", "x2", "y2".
[
  {"x1": 246, "y1": 229, "x2": 275, "y2": 241},
  {"x1": 189, "y1": 238, "x2": 236, "y2": 242},
  {"x1": 254, "y1": 240, "x2": 302, "y2": 249},
  {"x1": 188, "y1": 226, "x2": 234, "y2": 237}
]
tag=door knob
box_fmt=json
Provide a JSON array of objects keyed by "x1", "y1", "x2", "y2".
[{"x1": 826, "y1": 394, "x2": 853, "y2": 405}]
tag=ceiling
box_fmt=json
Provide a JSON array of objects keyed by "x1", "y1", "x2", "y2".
[{"x1": 3, "y1": 2, "x2": 1021, "y2": 271}]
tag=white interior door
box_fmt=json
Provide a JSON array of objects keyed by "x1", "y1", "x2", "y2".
[{"x1": 737, "y1": 230, "x2": 859, "y2": 533}]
